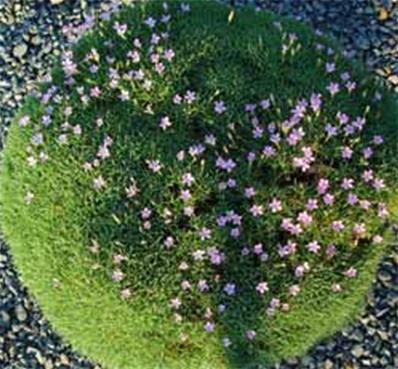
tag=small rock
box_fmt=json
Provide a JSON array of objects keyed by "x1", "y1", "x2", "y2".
[
  {"x1": 324, "y1": 359, "x2": 334, "y2": 369},
  {"x1": 15, "y1": 304, "x2": 27, "y2": 322},
  {"x1": 13, "y1": 43, "x2": 28, "y2": 58},
  {"x1": 50, "y1": 0, "x2": 64, "y2": 4},
  {"x1": 351, "y1": 345, "x2": 365, "y2": 358}
]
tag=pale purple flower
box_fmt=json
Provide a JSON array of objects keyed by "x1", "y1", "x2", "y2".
[
  {"x1": 297, "y1": 211, "x2": 313, "y2": 226},
  {"x1": 252, "y1": 125, "x2": 264, "y2": 139},
  {"x1": 306, "y1": 198, "x2": 318, "y2": 211},
  {"x1": 347, "y1": 192, "x2": 358, "y2": 205},
  {"x1": 306, "y1": 240, "x2": 321, "y2": 253},
  {"x1": 125, "y1": 184, "x2": 139, "y2": 198},
  {"x1": 189, "y1": 144, "x2": 205, "y2": 157},
  {"x1": 344, "y1": 267, "x2": 357, "y2": 278},
  {"x1": 170, "y1": 297, "x2": 182, "y2": 310},
  {"x1": 337, "y1": 112, "x2": 349, "y2": 125},
  {"x1": 197, "y1": 279, "x2": 209, "y2": 292},
  {"x1": 184, "y1": 206, "x2": 194, "y2": 217},
  {"x1": 362, "y1": 169, "x2": 374, "y2": 183},
  {"x1": 269, "y1": 198, "x2": 282, "y2": 213},
  {"x1": 373, "y1": 178, "x2": 386, "y2": 191},
  {"x1": 289, "y1": 284, "x2": 300, "y2": 296},
  {"x1": 317, "y1": 178, "x2": 329, "y2": 195},
  {"x1": 113, "y1": 22, "x2": 127, "y2": 37},
  {"x1": 180, "y1": 190, "x2": 191, "y2": 202},
  {"x1": 256, "y1": 282, "x2": 269, "y2": 295},
  {"x1": 144, "y1": 17, "x2": 156, "y2": 28},
  {"x1": 323, "y1": 193, "x2": 335, "y2": 205},
  {"x1": 250, "y1": 204, "x2": 264, "y2": 217},
  {"x1": 164, "y1": 236, "x2": 175, "y2": 249},
  {"x1": 223, "y1": 283, "x2": 236, "y2": 296},
  {"x1": 147, "y1": 159, "x2": 162, "y2": 173},
  {"x1": 287, "y1": 127, "x2": 305, "y2": 146},
  {"x1": 112, "y1": 269, "x2": 124, "y2": 282},
  {"x1": 260, "y1": 99, "x2": 271, "y2": 110},
  {"x1": 19, "y1": 115, "x2": 31, "y2": 127},
  {"x1": 246, "y1": 330, "x2": 256, "y2": 340},
  {"x1": 159, "y1": 116, "x2": 172, "y2": 130},
  {"x1": 341, "y1": 177, "x2": 354, "y2": 190},
  {"x1": 141, "y1": 207, "x2": 152, "y2": 219},
  {"x1": 326, "y1": 244, "x2": 337, "y2": 258},
  {"x1": 93, "y1": 176, "x2": 106, "y2": 191},
  {"x1": 184, "y1": 90, "x2": 196, "y2": 103},
  {"x1": 199, "y1": 227, "x2": 212, "y2": 241},
  {"x1": 327, "y1": 82, "x2": 340, "y2": 96},
  {"x1": 204, "y1": 322, "x2": 215, "y2": 332},
  {"x1": 362, "y1": 147, "x2": 373, "y2": 159},
  {"x1": 372, "y1": 235, "x2": 383, "y2": 244},
  {"x1": 173, "y1": 94, "x2": 182, "y2": 104},
  {"x1": 181, "y1": 280, "x2": 191, "y2": 291},
  {"x1": 346, "y1": 81, "x2": 356, "y2": 92},
  {"x1": 113, "y1": 254, "x2": 127, "y2": 264},
  {"x1": 244, "y1": 187, "x2": 256, "y2": 198},
  {"x1": 325, "y1": 62, "x2": 336, "y2": 73},
  {"x1": 204, "y1": 134, "x2": 216, "y2": 146},
  {"x1": 262, "y1": 145, "x2": 276, "y2": 158},
  {"x1": 181, "y1": 3, "x2": 191, "y2": 12},
  {"x1": 360, "y1": 200, "x2": 371, "y2": 211},
  {"x1": 278, "y1": 240, "x2": 297, "y2": 257},
  {"x1": 377, "y1": 203, "x2": 389, "y2": 219},
  {"x1": 325, "y1": 123, "x2": 338, "y2": 137},
  {"x1": 341, "y1": 146, "x2": 353, "y2": 159},
  {"x1": 331, "y1": 220, "x2": 344, "y2": 232},
  {"x1": 353, "y1": 223, "x2": 366, "y2": 237},
  {"x1": 120, "y1": 288, "x2": 131, "y2": 300},
  {"x1": 214, "y1": 100, "x2": 226, "y2": 114},
  {"x1": 373, "y1": 135, "x2": 384, "y2": 145},
  {"x1": 310, "y1": 93, "x2": 322, "y2": 112},
  {"x1": 253, "y1": 243, "x2": 263, "y2": 255}
]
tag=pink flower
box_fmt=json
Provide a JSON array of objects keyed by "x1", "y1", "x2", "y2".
[
  {"x1": 180, "y1": 190, "x2": 191, "y2": 202},
  {"x1": 289, "y1": 285, "x2": 300, "y2": 296},
  {"x1": 341, "y1": 146, "x2": 353, "y2": 159},
  {"x1": 269, "y1": 198, "x2": 282, "y2": 213},
  {"x1": 181, "y1": 280, "x2": 191, "y2": 291},
  {"x1": 112, "y1": 269, "x2": 124, "y2": 282},
  {"x1": 253, "y1": 243, "x2": 263, "y2": 255},
  {"x1": 306, "y1": 241, "x2": 321, "y2": 253},
  {"x1": 353, "y1": 223, "x2": 366, "y2": 237},
  {"x1": 159, "y1": 116, "x2": 172, "y2": 130},
  {"x1": 141, "y1": 207, "x2": 152, "y2": 219},
  {"x1": 323, "y1": 193, "x2": 334, "y2": 205},
  {"x1": 146, "y1": 159, "x2": 162, "y2": 173},
  {"x1": 331, "y1": 283, "x2": 342, "y2": 293},
  {"x1": 120, "y1": 288, "x2": 131, "y2": 299},
  {"x1": 341, "y1": 177, "x2": 354, "y2": 190},
  {"x1": 297, "y1": 211, "x2": 312, "y2": 226},
  {"x1": 256, "y1": 282, "x2": 269, "y2": 295},
  {"x1": 246, "y1": 330, "x2": 256, "y2": 340},
  {"x1": 250, "y1": 204, "x2": 264, "y2": 217},
  {"x1": 326, "y1": 244, "x2": 337, "y2": 258},
  {"x1": 170, "y1": 297, "x2": 182, "y2": 310},
  {"x1": 317, "y1": 178, "x2": 329, "y2": 194},
  {"x1": 93, "y1": 176, "x2": 106, "y2": 191},
  {"x1": 347, "y1": 192, "x2": 358, "y2": 205},
  {"x1": 199, "y1": 227, "x2": 212, "y2": 241},
  {"x1": 373, "y1": 178, "x2": 386, "y2": 191},
  {"x1": 372, "y1": 235, "x2": 383, "y2": 244},
  {"x1": 164, "y1": 236, "x2": 175, "y2": 249},
  {"x1": 331, "y1": 220, "x2": 344, "y2": 232},
  {"x1": 306, "y1": 198, "x2": 318, "y2": 211},
  {"x1": 344, "y1": 267, "x2": 357, "y2": 278}
]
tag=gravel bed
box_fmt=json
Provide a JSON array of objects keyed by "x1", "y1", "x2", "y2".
[{"x1": 0, "y1": 1, "x2": 397, "y2": 368}]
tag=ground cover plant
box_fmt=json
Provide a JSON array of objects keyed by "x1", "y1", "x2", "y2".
[{"x1": 0, "y1": 1, "x2": 397, "y2": 369}]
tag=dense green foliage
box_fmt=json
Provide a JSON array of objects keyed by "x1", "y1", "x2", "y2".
[{"x1": 1, "y1": 1, "x2": 397, "y2": 369}]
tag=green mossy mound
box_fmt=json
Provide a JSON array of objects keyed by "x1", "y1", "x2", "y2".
[{"x1": 1, "y1": 2, "x2": 397, "y2": 369}]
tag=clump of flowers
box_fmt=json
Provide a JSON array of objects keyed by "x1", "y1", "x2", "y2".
[{"x1": 5, "y1": 0, "x2": 397, "y2": 365}]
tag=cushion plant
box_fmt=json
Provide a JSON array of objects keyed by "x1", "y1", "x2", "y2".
[{"x1": 0, "y1": 1, "x2": 397, "y2": 369}]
